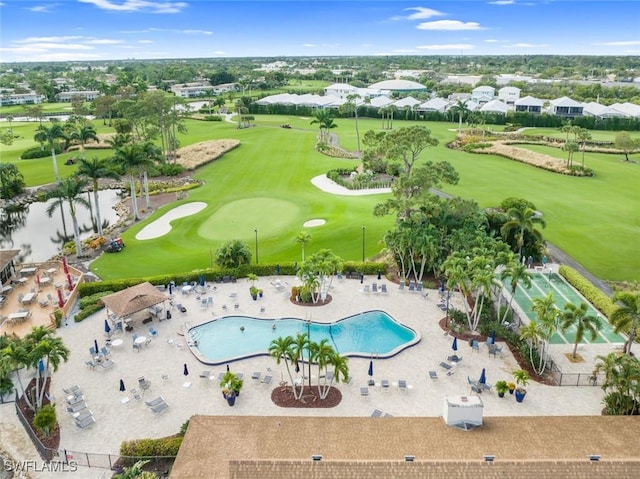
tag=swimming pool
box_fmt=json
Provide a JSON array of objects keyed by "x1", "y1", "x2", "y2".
[{"x1": 187, "y1": 310, "x2": 420, "y2": 365}]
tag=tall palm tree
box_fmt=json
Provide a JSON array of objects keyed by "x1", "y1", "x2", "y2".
[
  {"x1": 610, "y1": 292, "x2": 640, "y2": 355},
  {"x1": 292, "y1": 332, "x2": 310, "y2": 390},
  {"x1": 46, "y1": 177, "x2": 90, "y2": 256},
  {"x1": 559, "y1": 121, "x2": 573, "y2": 142},
  {"x1": 314, "y1": 339, "x2": 336, "y2": 399},
  {"x1": 105, "y1": 133, "x2": 132, "y2": 149},
  {"x1": 450, "y1": 99, "x2": 471, "y2": 135},
  {"x1": 561, "y1": 302, "x2": 602, "y2": 359},
  {"x1": 310, "y1": 109, "x2": 336, "y2": 144},
  {"x1": 500, "y1": 261, "x2": 532, "y2": 322},
  {"x1": 595, "y1": 352, "x2": 640, "y2": 415},
  {"x1": 140, "y1": 141, "x2": 163, "y2": 210},
  {"x1": 0, "y1": 338, "x2": 34, "y2": 410},
  {"x1": 519, "y1": 320, "x2": 545, "y2": 373},
  {"x1": 563, "y1": 141, "x2": 579, "y2": 168},
  {"x1": 112, "y1": 144, "x2": 145, "y2": 221},
  {"x1": 295, "y1": 232, "x2": 311, "y2": 262},
  {"x1": 577, "y1": 129, "x2": 592, "y2": 168},
  {"x1": 76, "y1": 156, "x2": 120, "y2": 236},
  {"x1": 345, "y1": 93, "x2": 361, "y2": 153},
  {"x1": 70, "y1": 124, "x2": 99, "y2": 161},
  {"x1": 269, "y1": 336, "x2": 302, "y2": 400},
  {"x1": 34, "y1": 123, "x2": 66, "y2": 181},
  {"x1": 500, "y1": 206, "x2": 546, "y2": 259}
]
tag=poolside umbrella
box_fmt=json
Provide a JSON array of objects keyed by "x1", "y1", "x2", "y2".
[
  {"x1": 104, "y1": 319, "x2": 111, "y2": 335},
  {"x1": 62, "y1": 256, "x2": 69, "y2": 274},
  {"x1": 479, "y1": 368, "x2": 486, "y2": 385},
  {"x1": 377, "y1": 271, "x2": 381, "y2": 280},
  {"x1": 119, "y1": 379, "x2": 126, "y2": 392},
  {"x1": 451, "y1": 337, "x2": 458, "y2": 352},
  {"x1": 199, "y1": 274, "x2": 205, "y2": 287},
  {"x1": 275, "y1": 264, "x2": 280, "y2": 275},
  {"x1": 66, "y1": 273, "x2": 73, "y2": 290},
  {"x1": 295, "y1": 360, "x2": 300, "y2": 373},
  {"x1": 183, "y1": 363, "x2": 189, "y2": 376},
  {"x1": 94, "y1": 339, "x2": 99, "y2": 355},
  {"x1": 38, "y1": 359, "x2": 45, "y2": 373},
  {"x1": 36, "y1": 274, "x2": 41, "y2": 288},
  {"x1": 57, "y1": 289, "x2": 64, "y2": 308},
  {"x1": 368, "y1": 360, "x2": 373, "y2": 378},
  {"x1": 490, "y1": 330, "x2": 496, "y2": 343},
  {"x1": 168, "y1": 282, "x2": 173, "y2": 295},
  {"x1": 226, "y1": 364, "x2": 230, "y2": 372}
]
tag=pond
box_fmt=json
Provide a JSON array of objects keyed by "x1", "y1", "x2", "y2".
[{"x1": 0, "y1": 189, "x2": 122, "y2": 262}]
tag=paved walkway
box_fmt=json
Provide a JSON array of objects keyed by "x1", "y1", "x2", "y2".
[{"x1": 2, "y1": 276, "x2": 611, "y2": 468}]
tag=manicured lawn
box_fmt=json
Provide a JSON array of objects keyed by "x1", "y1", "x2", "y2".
[
  {"x1": 520, "y1": 127, "x2": 640, "y2": 142},
  {"x1": 3, "y1": 115, "x2": 638, "y2": 282}
]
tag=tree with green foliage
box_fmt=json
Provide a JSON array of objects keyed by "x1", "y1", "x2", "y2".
[
  {"x1": 614, "y1": 131, "x2": 639, "y2": 161},
  {"x1": 297, "y1": 249, "x2": 343, "y2": 304},
  {"x1": 214, "y1": 239, "x2": 252, "y2": 268},
  {"x1": 70, "y1": 124, "x2": 99, "y2": 161},
  {"x1": 500, "y1": 261, "x2": 532, "y2": 322},
  {"x1": 269, "y1": 336, "x2": 302, "y2": 400},
  {"x1": 34, "y1": 123, "x2": 66, "y2": 181},
  {"x1": 610, "y1": 292, "x2": 640, "y2": 355},
  {"x1": 595, "y1": 352, "x2": 640, "y2": 415},
  {"x1": 563, "y1": 141, "x2": 579, "y2": 168},
  {"x1": 46, "y1": 177, "x2": 90, "y2": 256},
  {"x1": 294, "y1": 231, "x2": 311, "y2": 262},
  {"x1": 33, "y1": 405, "x2": 57, "y2": 437},
  {"x1": 76, "y1": 156, "x2": 120, "y2": 236},
  {"x1": 561, "y1": 302, "x2": 602, "y2": 359},
  {"x1": 500, "y1": 206, "x2": 546, "y2": 259},
  {"x1": 310, "y1": 109, "x2": 337, "y2": 144},
  {"x1": 340, "y1": 93, "x2": 362, "y2": 153},
  {"x1": 577, "y1": 128, "x2": 592, "y2": 168},
  {"x1": 450, "y1": 99, "x2": 471, "y2": 134},
  {"x1": 112, "y1": 144, "x2": 146, "y2": 220},
  {"x1": 0, "y1": 163, "x2": 25, "y2": 199}
]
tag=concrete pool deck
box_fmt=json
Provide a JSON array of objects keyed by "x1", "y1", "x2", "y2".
[{"x1": 0, "y1": 273, "x2": 616, "y2": 477}]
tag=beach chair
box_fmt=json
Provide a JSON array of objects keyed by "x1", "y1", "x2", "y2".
[
  {"x1": 439, "y1": 362, "x2": 452, "y2": 371},
  {"x1": 489, "y1": 345, "x2": 503, "y2": 358},
  {"x1": 74, "y1": 409, "x2": 93, "y2": 422},
  {"x1": 398, "y1": 379, "x2": 407, "y2": 392},
  {"x1": 100, "y1": 346, "x2": 110, "y2": 358},
  {"x1": 468, "y1": 377, "x2": 481, "y2": 394},
  {"x1": 145, "y1": 396, "x2": 166, "y2": 407},
  {"x1": 360, "y1": 387, "x2": 369, "y2": 397},
  {"x1": 131, "y1": 388, "x2": 141, "y2": 400},
  {"x1": 261, "y1": 375, "x2": 272, "y2": 386},
  {"x1": 251, "y1": 371, "x2": 261, "y2": 380},
  {"x1": 63, "y1": 385, "x2": 81, "y2": 396},
  {"x1": 89, "y1": 346, "x2": 97, "y2": 356},
  {"x1": 372, "y1": 283, "x2": 378, "y2": 293},
  {"x1": 429, "y1": 370, "x2": 438, "y2": 380},
  {"x1": 384, "y1": 412, "x2": 394, "y2": 418},
  {"x1": 151, "y1": 401, "x2": 169, "y2": 414},
  {"x1": 199, "y1": 370, "x2": 211, "y2": 379},
  {"x1": 138, "y1": 377, "x2": 151, "y2": 392},
  {"x1": 381, "y1": 379, "x2": 390, "y2": 388},
  {"x1": 416, "y1": 283, "x2": 423, "y2": 293},
  {"x1": 76, "y1": 415, "x2": 96, "y2": 429},
  {"x1": 85, "y1": 360, "x2": 96, "y2": 370},
  {"x1": 371, "y1": 409, "x2": 383, "y2": 418},
  {"x1": 100, "y1": 359, "x2": 115, "y2": 369},
  {"x1": 363, "y1": 284, "x2": 370, "y2": 293},
  {"x1": 398, "y1": 282, "x2": 405, "y2": 291},
  {"x1": 380, "y1": 283, "x2": 388, "y2": 294},
  {"x1": 472, "y1": 340, "x2": 480, "y2": 353},
  {"x1": 408, "y1": 281, "x2": 415, "y2": 292},
  {"x1": 148, "y1": 327, "x2": 158, "y2": 337},
  {"x1": 207, "y1": 296, "x2": 213, "y2": 307}
]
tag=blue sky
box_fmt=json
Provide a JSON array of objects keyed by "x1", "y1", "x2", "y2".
[{"x1": 1, "y1": 1, "x2": 639, "y2": 63}]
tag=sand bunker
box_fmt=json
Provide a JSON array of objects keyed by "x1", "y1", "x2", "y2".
[
  {"x1": 311, "y1": 175, "x2": 391, "y2": 196},
  {"x1": 136, "y1": 202, "x2": 207, "y2": 240},
  {"x1": 303, "y1": 219, "x2": 326, "y2": 227}
]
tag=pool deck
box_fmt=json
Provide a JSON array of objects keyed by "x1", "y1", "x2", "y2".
[{"x1": 0, "y1": 273, "x2": 619, "y2": 478}]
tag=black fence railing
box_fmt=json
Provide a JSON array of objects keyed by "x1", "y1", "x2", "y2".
[
  {"x1": 14, "y1": 397, "x2": 55, "y2": 462},
  {"x1": 546, "y1": 359, "x2": 604, "y2": 387}
]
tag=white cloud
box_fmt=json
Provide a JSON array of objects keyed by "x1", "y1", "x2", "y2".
[
  {"x1": 303, "y1": 43, "x2": 317, "y2": 48},
  {"x1": 213, "y1": 51, "x2": 225, "y2": 55},
  {"x1": 417, "y1": 43, "x2": 474, "y2": 50},
  {"x1": 417, "y1": 20, "x2": 485, "y2": 31},
  {"x1": 504, "y1": 42, "x2": 550, "y2": 48},
  {"x1": 598, "y1": 40, "x2": 640, "y2": 46},
  {"x1": 78, "y1": 0, "x2": 187, "y2": 14},
  {"x1": 29, "y1": 4, "x2": 55, "y2": 12},
  {"x1": 85, "y1": 38, "x2": 123, "y2": 44},
  {"x1": 393, "y1": 49, "x2": 418, "y2": 53},
  {"x1": 138, "y1": 40, "x2": 153, "y2": 44},
  {"x1": 183, "y1": 29, "x2": 213, "y2": 35},
  {"x1": 13, "y1": 35, "x2": 84, "y2": 44},
  {"x1": 25, "y1": 42, "x2": 94, "y2": 50},
  {"x1": 399, "y1": 7, "x2": 445, "y2": 20},
  {"x1": 485, "y1": 39, "x2": 499, "y2": 43},
  {"x1": 489, "y1": 0, "x2": 515, "y2": 5}
]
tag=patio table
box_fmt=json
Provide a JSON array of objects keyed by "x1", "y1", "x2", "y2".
[
  {"x1": 21, "y1": 292, "x2": 36, "y2": 304},
  {"x1": 20, "y1": 267, "x2": 37, "y2": 277}
]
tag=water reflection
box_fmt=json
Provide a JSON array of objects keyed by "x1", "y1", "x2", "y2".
[{"x1": 0, "y1": 189, "x2": 122, "y2": 262}]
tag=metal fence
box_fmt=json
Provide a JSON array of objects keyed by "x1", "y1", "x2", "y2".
[
  {"x1": 14, "y1": 398, "x2": 55, "y2": 461},
  {"x1": 546, "y1": 358, "x2": 604, "y2": 387}
]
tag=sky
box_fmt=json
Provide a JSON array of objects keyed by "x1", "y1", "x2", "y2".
[{"x1": 0, "y1": 0, "x2": 639, "y2": 63}]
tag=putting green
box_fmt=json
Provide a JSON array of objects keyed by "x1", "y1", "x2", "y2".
[{"x1": 198, "y1": 198, "x2": 302, "y2": 241}]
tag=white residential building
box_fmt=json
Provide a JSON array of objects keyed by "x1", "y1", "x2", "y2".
[
  {"x1": 480, "y1": 99, "x2": 509, "y2": 115},
  {"x1": 417, "y1": 98, "x2": 449, "y2": 113},
  {"x1": 0, "y1": 91, "x2": 45, "y2": 106},
  {"x1": 471, "y1": 85, "x2": 495, "y2": 105},
  {"x1": 548, "y1": 96, "x2": 583, "y2": 118},
  {"x1": 55, "y1": 90, "x2": 100, "y2": 102},
  {"x1": 514, "y1": 96, "x2": 544, "y2": 114},
  {"x1": 171, "y1": 82, "x2": 216, "y2": 98},
  {"x1": 498, "y1": 86, "x2": 521, "y2": 105}
]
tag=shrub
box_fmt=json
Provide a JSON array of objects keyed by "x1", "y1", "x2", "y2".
[
  {"x1": 462, "y1": 142, "x2": 492, "y2": 152},
  {"x1": 119, "y1": 436, "x2": 183, "y2": 465},
  {"x1": 157, "y1": 163, "x2": 185, "y2": 176},
  {"x1": 33, "y1": 405, "x2": 57, "y2": 437},
  {"x1": 559, "y1": 265, "x2": 617, "y2": 318},
  {"x1": 203, "y1": 115, "x2": 223, "y2": 121},
  {"x1": 21, "y1": 145, "x2": 62, "y2": 159}
]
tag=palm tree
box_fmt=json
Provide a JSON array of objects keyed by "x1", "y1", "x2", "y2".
[
  {"x1": 345, "y1": 93, "x2": 361, "y2": 153},
  {"x1": 112, "y1": 144, "x2": 145, "y2": 221},
  {"x1": 1, "y1": 338, "x2": 34, "y2": 411},
  {"x1": 25, "y1": 327, "x2": 70, "y2": 409},
  {"x1": 519, "y1": 321, "x2": 545, "y2": 372},
  {"x1": 140, "y1": 141, "x2": 163, "y2": 210},
  {"x1": 563, "y1": 141, "x2": 579, "y2": 168},
  {"x1": 450, "y1": 99, "x2": 471, "y2": 135},
  {"x1": 313, "y1": 339, "x2": 336, "y2": 399},
  {"x1": 610, "y1": 292, "x2": 640, "y2": 355},
  {"x1": 70, "y1": 124, "x2": 99, "y2": 161},
  {"x1": 214, "y1": 239, "x2": 252, "y2": 268},
  {"x1": 310, "y1": 109, "x2": 337, "y2": 144},
  {"x1": 559, "y1": 120, "x2": 573, "y2": 142},
  {"x1": 595, "y1": 352, "x2": 640, "y2": 415},
  {"x1": 105, "y1": 133, "x2": 132, "y2": 149},
  {"x1": 561, "y1": 302, "x2": 602, "y2": 359},
  {"x1": 500, "y1": 206, "x2": 546, "y2": 259},
  {"x1": 269, "y1": 336, "x2": 302, "y2": 400},
  {"x1": 577, "y1": 129, "x2": 592, "y2": 168},
  {"x1": 295, "y1": 232, "x2": 311, "y2": 262},
  {"x1": 500, "y1": 262, "x2": 532, "y2": 322},
  {"x1": 46, "y1": 177, "x2": 90, "y2": 256},
  {"x1": 34, "y1": 123, "x2": 66, "y2": 181},
  {"x1": 76, "y1": 156, "x2": 120, "y2": 236},
  {"x1": 292, "y1": 332, "x2": 310, "y2": 390}
]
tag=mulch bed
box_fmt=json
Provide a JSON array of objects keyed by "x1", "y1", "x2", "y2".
[
  {"x1": 290, "y1": 294, "x2": 333, "y2": 307},
  {"x1": 271, "y1": 385, "x2": 342, "y2": 408},
  {"x1": 17, "y1": 378, "x2": 60, "y2": 451}
]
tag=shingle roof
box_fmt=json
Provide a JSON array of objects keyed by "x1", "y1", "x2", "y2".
[
  {"x1": 369, "y1": 79, "x2": 427, "y2": 90},
  {"x1": 170, "y1": 415, "x2": 640, "y2": 479}
]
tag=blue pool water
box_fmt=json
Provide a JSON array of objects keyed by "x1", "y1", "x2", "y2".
[{"x1": 188, "y1": 310, "x2": 419, "y2": 365}]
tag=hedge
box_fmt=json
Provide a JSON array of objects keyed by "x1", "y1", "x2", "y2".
[
  {"x1": 21, "y1": 145, "x2": 62, "y2": 159},
  {"x1": 79, "y1": 262, "x2": 387, "y2": 297},
  {"x1": 558, "y1": 265, "x2": 617, "y2": 318},
  {"x1": 119, "y1": 436, "x2": 183, "y2": 466}
]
